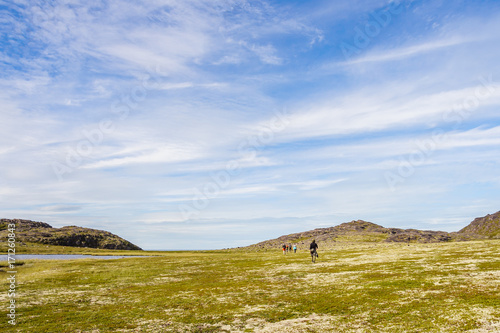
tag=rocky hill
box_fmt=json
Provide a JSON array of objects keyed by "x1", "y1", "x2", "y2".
[
  {"x1": 0, "y1": 219, "x2": 142, "y2": 250},
  {"x1": 458, "y1": 211, "x2": 500, "y2": 238},
  {"x1": 246, "y1": 212, "x2": 500, "y2": 250}
]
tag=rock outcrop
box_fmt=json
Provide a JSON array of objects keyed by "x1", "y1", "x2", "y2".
[
  {"x1": 245, "y1": 211, "x2": 500, "y2": 250},
  {"x1": 0, "y1": 219, "x2": 142, "y2": 250},
  {"x1": 458, "y1": 211, "x2": 500, "y2": 238}
]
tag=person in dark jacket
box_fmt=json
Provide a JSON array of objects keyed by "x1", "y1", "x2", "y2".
[{"x1": 309, "y1": 240, "x2": 318, "y2": 262}]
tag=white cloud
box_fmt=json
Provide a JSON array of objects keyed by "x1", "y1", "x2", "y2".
[
  {"x1": 248, "y1": 43, "x2": 282, "y2": 65},
  {"x1": 40, "y1": 205, "x2": 82, "y2": 212},
  {"x1": 346, "y1": 37, "x2": 471, "y2": 65},
  {"x1": 276, "y1": 82, "x2": 500, "y2": 143},
  {"x1": 83, "y1": 144, "x2": 204, "y2": 169}
]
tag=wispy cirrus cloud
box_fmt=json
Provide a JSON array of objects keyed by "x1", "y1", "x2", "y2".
[
  {"x1": 83, "y1": 144, "x2": 205, "y2": 169},
  {"x1": 345, "y1": 37, "x2": 472, "y2": 65},
  {"x1": 40, "y1": 205, "x2": 82, "y2": 212}
]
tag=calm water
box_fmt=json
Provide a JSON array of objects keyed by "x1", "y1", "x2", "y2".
[{"x1": 0, "y1": 254, "x2": 149, "y2": 260}]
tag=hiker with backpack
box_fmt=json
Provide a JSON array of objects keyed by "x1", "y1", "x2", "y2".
[{"x1": 310, "y1": 240, "x2": 318, "y2": 263}]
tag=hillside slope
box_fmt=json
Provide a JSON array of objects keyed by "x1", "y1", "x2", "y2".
[
  {"x1": 0, "y1": 219, "x2": 142, "y2": 250},
  {"x1": 245, "y1": 211, "x2": 500, "y2": 250},
  {"x1": 458, "y1": 211, "x2": 500, "y2": 238},
  {"x1": 246, "y1": 220, "x2": 462, "y2": 250}
]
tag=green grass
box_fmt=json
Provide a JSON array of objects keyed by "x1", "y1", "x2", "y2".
[{"x1": 1, "y1": 241, "x2": 499, "y2": 332}]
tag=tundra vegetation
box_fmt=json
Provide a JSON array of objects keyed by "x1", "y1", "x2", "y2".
[{"x1": 1, "y1": 240, "x2": 499, "y2": 332}]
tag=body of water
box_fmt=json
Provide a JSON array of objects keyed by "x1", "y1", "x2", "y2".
[{"x1": 0, "y1": 254, "x2": 149, "y2": 260}]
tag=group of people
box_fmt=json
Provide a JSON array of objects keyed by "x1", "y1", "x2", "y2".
[
  {"x1": 281, "y1": 243, "x2": 297, "y2": 254},
  {"x1": 281, "y1": 239, "x2": 319, "y2": 263}
]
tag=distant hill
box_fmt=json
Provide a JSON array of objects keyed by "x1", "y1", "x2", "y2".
[
  {"x1": 0, "y1": 219, "x2": 142, "y2": 250},
  {"x1": 246, "y1": 211, "x2": 500, "y2": 250},
  {"x1": 458, "y1": 211, "x2": 500, "y2": 238},
  {"x1": 246, "y1": 220, "x2": 458, "y2": 250}
]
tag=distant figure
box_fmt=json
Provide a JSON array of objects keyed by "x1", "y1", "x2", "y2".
[
  {"x1": 293, "y1": 244, "x2": 297, "y2": 253},
  {"x1": 289, "y1": 243, "x2": 292, "y2": 253},
  {"x1": 310, "y1": 239, "x2": 318, "y2": 263},
  {"x1": 282, "y1": 244, "x2": 286, "y2": 255}
]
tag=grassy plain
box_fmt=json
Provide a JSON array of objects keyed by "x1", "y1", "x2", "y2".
[{"x1": 1, "y1": 240, "x2": 499, "y2": 332}]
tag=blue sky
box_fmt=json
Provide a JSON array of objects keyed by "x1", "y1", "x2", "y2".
[{"x1": 1, "y1": 0, "x2": 500, "y2": 250}]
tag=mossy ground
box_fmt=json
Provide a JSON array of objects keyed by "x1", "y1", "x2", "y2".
[{"x1": 1, "y1": 241, "x2": 499, "y2": 332}]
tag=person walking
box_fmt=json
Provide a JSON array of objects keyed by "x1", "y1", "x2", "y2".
[
  {"x1": 282, "y1": 244, "x2": 286, "y2": 255},
  {"x1": 293, "y1": 244, "x2": 297, "y2": 253},
  {"x1": 309, "y1": 240, "x2": 318, "y2": 263}
]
